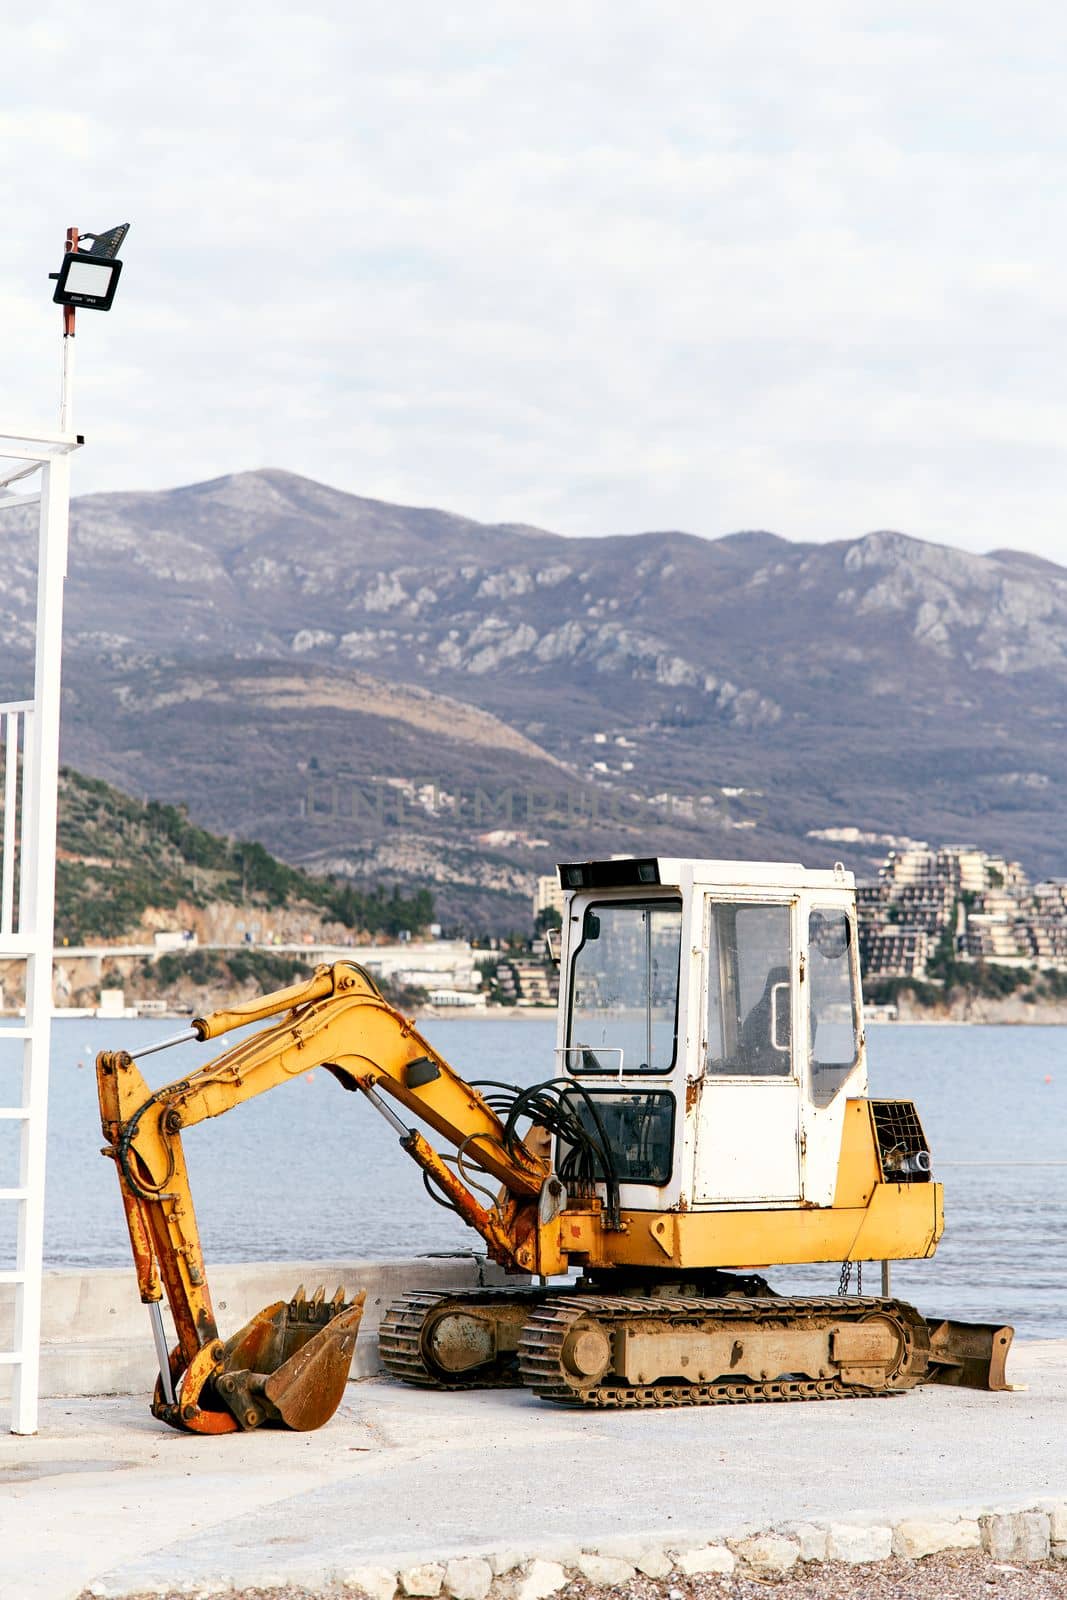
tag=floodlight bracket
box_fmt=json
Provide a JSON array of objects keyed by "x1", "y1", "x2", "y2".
[{"x1": 80, "y1": 224, "x2": 130, "y2": 260}]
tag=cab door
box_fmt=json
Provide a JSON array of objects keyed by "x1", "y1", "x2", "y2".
[{"x1": 692, "y1": 894, "x2": 802, "y2": 1205}]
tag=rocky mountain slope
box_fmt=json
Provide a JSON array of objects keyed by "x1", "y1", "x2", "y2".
[
  {"x1": 1, "y1": 470, "x2": 1064, "y2": 925},
  {"x1": 50, "y1": 768, "x2": 432, "y2": 945}
]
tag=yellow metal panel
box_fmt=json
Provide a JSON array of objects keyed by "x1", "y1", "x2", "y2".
[
  {"x1": 557, "y1": 1183, "x2": 943, "y2": 1271},
  {"x1": 543, "y1": 1094, "x2": 941, "y2": 1273},
  {"x1": 832, "y1": 1099, "x2": 882, "y2": 1207}
]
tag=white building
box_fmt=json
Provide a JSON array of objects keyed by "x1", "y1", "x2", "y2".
[{"x1": 533, "y1": 873, "x2": 564, "y2": 920}]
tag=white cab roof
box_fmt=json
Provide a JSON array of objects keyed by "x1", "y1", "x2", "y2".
[{"x1": 658, "y1": 857, "x2": 855, "y2": 891}]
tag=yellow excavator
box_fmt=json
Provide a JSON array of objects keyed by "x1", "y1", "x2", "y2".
[{"x1": 97, "y1": 856, "x2": 1013, "y2": 1435}]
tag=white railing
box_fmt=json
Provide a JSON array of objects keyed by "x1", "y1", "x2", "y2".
[
  {"x1": 0, "y1": 704, "x2": 33, "y2": 945},
  {"x1": 0, "y1": 412, "x2": 77, "y2": 1434},
  {"x1": 0, "y1": 700, "x2": 45, "y2": 1427}
]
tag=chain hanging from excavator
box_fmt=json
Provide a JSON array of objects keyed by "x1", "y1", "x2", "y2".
[{"x1": 97, "y1": 856, "x2": 1014, "y2": 1435}]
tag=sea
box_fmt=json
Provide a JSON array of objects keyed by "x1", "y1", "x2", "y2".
[{"x1": 2, "y1": 1017, "x2": 1063, "y2": 1340}]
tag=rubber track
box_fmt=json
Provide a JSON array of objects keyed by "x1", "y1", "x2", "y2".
[
  {"x1": 516, "y1": 1293, "x2": 930, "y2": 1409},
  {"x1": 378, "y1": 1286, "x2": 555, "y2": 1389}
]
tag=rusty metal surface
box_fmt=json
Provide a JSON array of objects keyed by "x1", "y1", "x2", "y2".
[
  {"x1": 262, "y1": 1299, "x2": 365, "y2": 1429},
  {"x1": 396, "y1": 1126, "x2": 527, "y2": 1270},
  {"x1": 517, "y1": 1293, "x2": 931, "y2": 1405},
  {"x1": 925, "y1": 1317, "x2": 1015, "y2": 1391},
  {"x1": 425, "y1": 1312, "x2": 498, "y2": 1374},
  {"x1": 149, "y1": 1286, "x2": 365, "y2": 1434},
  {"x1": 613, "y1": 1310, "x2": 906, "y2": 1387}
]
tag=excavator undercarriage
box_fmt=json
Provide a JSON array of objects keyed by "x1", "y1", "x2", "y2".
[{"x1": 378, "y1": 1278, "x2": 1012, "y2": 1409}]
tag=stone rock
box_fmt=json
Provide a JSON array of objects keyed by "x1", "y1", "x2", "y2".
[
  {"x1": 445, "y1": 1558, "x2": 493, "y2": 1600},
  {"x1": 892, "y1": 1519, "x2": 981, "y2": 1560},
  {"x1": 491, "y1": 1553, "x2": 527, "y2": 1577},
  {"x1": 635, "y1": 1548, "x2": 673, "y2": 1579},
  {"x1": 1014, "y1": 1512, "x2": 1052, "y2": 1562},
  {"x1": 577, "y1": 1554, "x2": 635, "y2": 1586},
  {"x1": 513, "y1": 1559, "x2": 568, "y2": 1600},
  {"x1": 1053, "y1": 1544, "x2": 1067, "y2": 1562},
  {"x1": 342, "y1": 1569, "x2": 399, "y2": 1600},
  {"x1": 981, "y1": 1512, "x2": 1051, "y2": 1562},
  {"x1": 731, "y1": 1534, "x2": 800, "y2": 1576},
  {"x1": 1051, "y1": 1505, "x2": 1067, "y2": 1544},
  {"x1": 981, "y1": 1516, "x2": 1011, "y2": 1560},
  {"x1": 826, "y1": 1524, "x2": 893, "y2": 1564},
  {"x1": 790, "y1": 1524, "x2": 829, "y2": 1562},
  {"x1": 673, "y1": 1546, "x2": 736, "y2": 1576},
  {"x1": 400, "y1": 1563, "x2": 446, "y2": 1597}
]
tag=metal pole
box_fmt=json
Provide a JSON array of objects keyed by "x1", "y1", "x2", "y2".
[
  {"x1": 881, "y1": 1260, "x2": 891, "y2": 1297},
  {"x1": 10, "y1": 232, "x2": 77, "y2": 1435},
  {"x1": 59, "y1": 328, "x2": 75, "y2": 434},
  {"x1": 148, "y1": 1302, "x2": 176, "y2": 1406},
  {"x1": 129, "y1": 1028, "x2": 199, "y2": 1061}
]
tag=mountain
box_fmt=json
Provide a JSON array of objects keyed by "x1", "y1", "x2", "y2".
[
  {"x1": 51, "y1": 767, "x2": 432, "y2": 946},
  {"x1": 1, "y1": 470, "x2": 1065, "y2": 925}
]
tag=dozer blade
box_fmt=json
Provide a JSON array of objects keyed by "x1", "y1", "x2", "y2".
[
  {"x1": 174, "y1": 1286, "x2": 365, "y2": 1433},
  {"x1": 923, "y1": 1316, "x2": 1015, "y2": 1391}
]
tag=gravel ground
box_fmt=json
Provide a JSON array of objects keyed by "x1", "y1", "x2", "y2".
[{"x1": 85, "y1": 1554, "x2": 1067, "y2": 1600}]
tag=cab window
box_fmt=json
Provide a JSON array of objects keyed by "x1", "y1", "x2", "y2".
[
  {"x1": 567, "y1": 900, "x2": 681, "y2": 1074},
  {"x1": 706, "y1": 902, "x2": 792, "y2": 1077},
  {"x1": 808, "y1": 908, "x2": 860, "y2": 1105}
]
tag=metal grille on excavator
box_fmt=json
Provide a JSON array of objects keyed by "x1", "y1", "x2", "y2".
[{"x1": 871, "y1": 1099, "x2": 930, "y2": 1181}]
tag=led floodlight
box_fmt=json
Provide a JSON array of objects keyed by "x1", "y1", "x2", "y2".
[{"x1": 50, "y1": 223, "x2": 129, "y2": 311}]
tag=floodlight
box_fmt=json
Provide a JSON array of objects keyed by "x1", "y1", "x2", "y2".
[{"x1": 50, "y1": 223, "x2": 130, "y2": 311}]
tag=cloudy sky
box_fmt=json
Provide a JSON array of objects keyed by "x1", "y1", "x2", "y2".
[{"x1": 3, "y1": 3, "x2": 1067, "y2": 562}]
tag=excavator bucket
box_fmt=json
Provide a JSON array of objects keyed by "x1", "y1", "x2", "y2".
[
  {"x1": 923, "y1": 1317, "x2": 1015, "y2": 1391},
  {"x1": 175, "y1": 1286, "x2": 365, "y2": 1433}
]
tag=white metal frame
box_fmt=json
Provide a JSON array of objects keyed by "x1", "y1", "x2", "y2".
[{"x1": 0, "y1": 368, "x2": 80, "y2": 1432}]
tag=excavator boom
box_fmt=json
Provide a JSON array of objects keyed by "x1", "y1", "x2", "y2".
[{"x1": 98, "y1": 961, "x2": 550, "y2": 1433}]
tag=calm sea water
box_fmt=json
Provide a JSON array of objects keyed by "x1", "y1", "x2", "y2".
[{"x1": 1, "y1": 1018, "x2": 1063, "y2": 1338}]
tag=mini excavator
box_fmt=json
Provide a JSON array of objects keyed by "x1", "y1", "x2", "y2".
[{"x1": 98, "y1": 856, "x2": 1013, "y2": 1434}]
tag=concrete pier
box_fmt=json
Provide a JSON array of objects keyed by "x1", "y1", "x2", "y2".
[
  {"x1": 0, "y1": 1255, "x2": 508, "y2": 1402},
  {"x1": 1, "y1": 1326, "x2": 1064, "y2": 1600}
]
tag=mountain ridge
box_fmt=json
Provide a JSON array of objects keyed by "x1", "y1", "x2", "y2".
[{"x1": 1, "y1": 469, "x2": 1064, "y2": 925}]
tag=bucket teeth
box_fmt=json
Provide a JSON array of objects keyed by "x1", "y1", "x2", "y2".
[
  {"x1": 262, "y1": 1294, "x2": 366, "y2": 1430},
  {"x1": 331, "y1": 1287, "x2": 346, "y2": 1311},
  {"x1": 292, "y1": 1284, "x2": 306, "y2": 1308},
  {"x1": 311, "y1": 1285, "x2": 326, "y2": 1308}
]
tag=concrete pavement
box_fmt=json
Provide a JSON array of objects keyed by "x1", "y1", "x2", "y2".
[{"x1": 2, "y1": 1340, "x2": 1065, "y2": 1600}]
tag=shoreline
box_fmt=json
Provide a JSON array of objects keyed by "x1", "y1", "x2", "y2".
[{"x1": 27, "y1": 1001, "x2": 1067, "y2": 1028}]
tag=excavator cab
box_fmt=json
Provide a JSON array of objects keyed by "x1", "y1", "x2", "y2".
[{"x1": 555, "y1": 857, "x2": 872, "y2": 1221}]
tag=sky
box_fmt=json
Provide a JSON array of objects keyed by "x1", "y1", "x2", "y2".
[{"x1": 3, "y1": 2, "x2": 1067, "y2": 564}]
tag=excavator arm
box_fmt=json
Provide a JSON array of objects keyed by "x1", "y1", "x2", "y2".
[{"x1": 97, "y1": 961, "x2": 551, "y2": 1434}]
